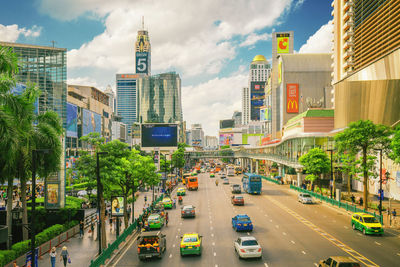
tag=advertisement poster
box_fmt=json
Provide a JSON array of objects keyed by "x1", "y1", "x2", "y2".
[
  {"x1": 250, "y1": 82, "x2": 266, "y2": 121},
  {"x1": 111, "y1": 196, "x2": 124, "y2": 217},
  {"x1": 66, "y1": 103, "x2": 78, "y2": 137},
  {"x1": 136, "y1": 52, "x2": 149, "y2": 74},
  {"x1": 45, "y1": 182, "x2": 59, "y2": 209},
  {"x1": 277, "y1": 33, "x2": 290, "y2": 54},
  {"x1": 396, "y1": 171, "x2": 400, "y2": 187},
  {"x1": 82, "y1": 109, "x2": 102, "y2": 136},
  {"x1": 286, "y1": 83, "x2": 299, "y2": 113},
  {"x1": 141, "y1": 124, "x2": 178, "y2": 147},
  {"x1": 219, "y1": 134, "x2": 233, "y2": 146}
]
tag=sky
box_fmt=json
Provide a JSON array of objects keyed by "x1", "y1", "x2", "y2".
[{"x1": 0, "y1": 0, "x2": 333, "y2": 137}]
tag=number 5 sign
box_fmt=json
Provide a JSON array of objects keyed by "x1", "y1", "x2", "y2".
[{"x1": 136, "y1": 52, "x2": 149, "y2": 74}]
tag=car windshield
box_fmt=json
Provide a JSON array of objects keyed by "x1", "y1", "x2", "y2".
[
  {"x1": 302, "y1": 194, "x2": 311, "y2": 198},
  {"x1": 235, "y1": 196, "x2": 243, "y2": 200},
  {"x1": 363, "y1": 217, "x2": 378, "y2": 223},
  {"x1": 250, "y1": 177, "x2": 261, "y2": 182},
  {"x1": 237, "y1": 217, "x2": 250, "y2": 222},
  {"x1": 163, "y1": 199, "x2": 171, "y2": 203},
  {"x1": 242, "y1": 240, "x2": 258, "y2": 246},
  {"x1": 338, "y1": 263, "x2": 361, "y2": 267},
  {"x1": 183, "y1": 237, "x2": 198, "y2": 242},
  {"x1": 189, "y1": 178, "x2": 197, "y2": 182}
]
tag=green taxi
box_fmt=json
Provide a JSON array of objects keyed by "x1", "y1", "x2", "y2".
[
  {"x1": 351, "y1": 212, "x2": 383, "y2": 235},
  {"x1": 180, "y1": 233, "x2": 202, "y2": 256},
  {"x1": 177, "y1": 187, "x2": 186, "y2": 196},
  {"x1": 147, "y1": 214, "x2": 164, "y2": 229},
  {"x1": 210, "y1": 172, "x2": 215, "y2": 178},
  {"x1": 162, "y1": 197, "x2": 173, "y2": 209}
]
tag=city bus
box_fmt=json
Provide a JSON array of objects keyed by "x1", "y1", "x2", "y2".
[
  {"x1": 227, "y1": 165, "x2": 235, "y2": 176},
  {"x1": 182, "y1": 173, "x2": 191, "y2": 185},
  {"x1": 242, "y1": 173, "x2": 262, "y2": 194},
  {"x1": 186, "y1": 176, "x2": 198, "y2": 190}
]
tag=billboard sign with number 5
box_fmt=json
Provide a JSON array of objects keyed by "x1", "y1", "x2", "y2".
[{"x1": 136, "y1": 52, "x2": 149, "y2": 74}]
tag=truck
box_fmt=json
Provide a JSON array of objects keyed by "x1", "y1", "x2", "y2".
[
  {"x1": 137, "y1": 231, "x2": 167, "y2": 260},
  {"x1": 227, "y1": 165, "x2": 235, "y2": 176}
]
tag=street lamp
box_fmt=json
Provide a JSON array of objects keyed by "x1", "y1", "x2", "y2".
[
  {"x1": 31, "y1": 149, "x2": 51, "y2": 267},
  {"x1": 327, "y1": 149, "x2": 334, "y2": 199},
  {"x1": 96, "y1": 151, "x2": 108, "y2": 256},
  {"x1": 375, "y1": 148, "x2": 383, "y2": 219}
]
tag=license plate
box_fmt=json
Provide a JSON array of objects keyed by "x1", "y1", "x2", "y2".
[
  {"x1": 188, "y1": 246, "x2": 192, "y2": 249},
  {"x1": 375, "y1": 230, "x2": 379, "y2": 232},
  {"x1": 244, "y1": 224, "x2": 247, "y2": 226}
]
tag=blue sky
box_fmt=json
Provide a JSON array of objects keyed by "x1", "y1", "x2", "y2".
[{"x1": 0, "y1": 0, "x2": 333, "y2": 136}]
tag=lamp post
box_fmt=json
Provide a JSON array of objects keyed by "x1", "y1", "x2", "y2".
[
  {"x1": 96, "y1": 151, "x2": 108, "y2": 256},
  {"x1": 327, "y1": 149, "x2": 334, "y2": 199},
  {"x1": 31, "y1": 149, "x2": 51, "y2": 267},
  {"x1": 375, "y1": 148, "x2": 383, "y2": 219}
]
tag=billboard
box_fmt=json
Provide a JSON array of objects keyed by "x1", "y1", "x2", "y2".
[
  {"x1": 260, "y1": 108, "x2": 270, "y2": 122},
  {"x1": 82, "y1": 109, "x2": 102, "y2": 136},
  {"x1": 45, "y1": 181, "x2": 60, "y2": 209},
  {"x1": 220, "y1": 119, "x2": 235, "y2": 129},
  {"x1": 136, "y1": 52, "x2": 149, "y2": 74},
  {"x1": 250, "y1": 82, "x2": 266, "y2": 121},
  {"x1": 111, "y1": 196, "x2": 124, "y2": 217},
  {"x1": 66, "y1": 103, "x2": 78, "y2": 138},
  {"x1": 286, "y1": 84, "x2": 299, "y2": 113},
  {"x1": 277, "y1": 33, "x2": 290, "y2": 54},
  {"x1": 141, "y1": 123, "x2": 178, "y2": 148},
  {"x1": 219, "y1": 133, "x2": 233, "y2": 146}
]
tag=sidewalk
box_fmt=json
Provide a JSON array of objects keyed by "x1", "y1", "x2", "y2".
[{"x1": 37, "y1": 188, "x2": 158, "y2": 267}]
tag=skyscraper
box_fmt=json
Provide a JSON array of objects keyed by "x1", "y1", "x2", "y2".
[
  {"x1": 248, "y1": 55, "x2": 270, "y2": 121},
  {"x1": 135, "y1": 18, "x2": 151, "y2": 75},
  {"x1": 241, "y1": 87, "x2": 250, "y2": 125},
  {"x1": 116, "y1": 74, "x2": 139, "y2": 133}
]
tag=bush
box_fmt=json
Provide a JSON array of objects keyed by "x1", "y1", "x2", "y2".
[
  {"x1": 11, "y1": 240, "x2": 30, "y2": 258},
  {"x1": 0, "y1": 250, "x2": 17, "y2": 267},
  {"x1": 63, "y1": 220, "x2": 79, "y2": 231}
]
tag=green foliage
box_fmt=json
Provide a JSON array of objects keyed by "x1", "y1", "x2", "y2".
[
  {"x1": 11, "y1": 239, "x2": 30, "y2": 257},
  {"x1": 172, "y1": 147, "x2": 185, "y2": 169},
  {"x1": 286, "y1": 167, "x2": 296, "y2": 175},
  {"x1": 299, "y1": 148, "x2": 330, "y2": 177},
  {"x1": 220, "y1": 145, "x2": 230, "y2": 149},
  {"x1": 0, "y1": 250, "x2": 17, "y2": 267},
  {"x1": 271, "y1": 162, "x2": 279, "y2": 168},
  {"x1": 305, "y1": 174, "x2": 318, "y2": 183},
  {"x1": 390, "y1": 125, "x2": 400, "y2": 164}
]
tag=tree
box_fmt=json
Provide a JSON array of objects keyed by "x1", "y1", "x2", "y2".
[
  {"x1": 335, "y1": 120, "x2": 392, "y2": 209},
  {"x1": 390, "y1": 125, "x2": 400, "y2": 164},
  {"x1": 299, "y1": 148, "x2": 330, "y2": 190},
  {"x1": 172, "y1": 145, "x2": 186, "y2": 177},
  {"x1": 335, "y1": 152, "x2": 360, "y2": 195}
]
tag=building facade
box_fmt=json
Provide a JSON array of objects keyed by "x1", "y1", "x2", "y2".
[
  {"x1": 191, "y1": 124, "x2": 204, "y2": 149},
  {"x1": 205, "y1": 136, "x2": 218, "y2": 150},
  {"x1": 232, "y1": 111, "x2": 242, "y2": 127},
  {"x1": 242, "y1": 87, "x2": 250, "y2": 125},
  {"x1": 116, "y1": 74, "x2": 139, "y2": 133},
  {"x1": 135, "y1": 21, "x2": 151, "y2": 75},
  {"x1": 137, "y1": 72, "x2": 182, "y2": 124}
]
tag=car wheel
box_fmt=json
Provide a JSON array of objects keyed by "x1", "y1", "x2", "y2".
[
  {"x1": 352, "y1": 223, "x2": 356, "y2": 230},
  {"x1": 362, "y1": 228, "x2": 366, "y2": 235}
]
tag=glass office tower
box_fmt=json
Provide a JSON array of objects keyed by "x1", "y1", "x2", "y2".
[{"x1": 116, "y1": 74, "x2": 138, "y2": 133}]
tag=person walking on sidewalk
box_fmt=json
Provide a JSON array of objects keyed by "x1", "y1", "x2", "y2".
[
  {"x1": 50, "y1": 247, "x2": 56, "y2": 267},
  {"x1": 392, "y1": 209, "x2": 397, "y2": 225},
  {"x1": 79, "y1": 220, "x2": 84, "y2": 238},
  {"x1": 60, "y1": 246, "x2": 70, "y2": 267},
  {"x1": 351, "y1": 194, "x2": 355, "y2": 204},
  {"x1": 165, "y1": 212, "x2": 169, "y2": 226},
  {"x1": 90, "y1": 217, "x2": 95, "y2": 237}
]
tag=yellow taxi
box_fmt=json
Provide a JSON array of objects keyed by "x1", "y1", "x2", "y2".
[
  {"x1": 162, "y1": 197, "x2": 173, "y2": 209},
  {"x1": 177, "y1": 187, "x2": 186, "y2": 196},
  {"x1": 351, "y1": 212, "x2": 383, "y2": 235},
  {"x1": 180, "y1": 233, "x2": 202, "y2": 256}
]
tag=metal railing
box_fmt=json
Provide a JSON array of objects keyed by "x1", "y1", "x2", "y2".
[
  {"x1": 290, "y1": 185, "x2": 383, "y2": 223},
  {"x1": 260, "y1": 175, "x2": 282, "y2": 185},
  {"x1": 89, "y1": 194, "x2": 164, "y2": 267}
]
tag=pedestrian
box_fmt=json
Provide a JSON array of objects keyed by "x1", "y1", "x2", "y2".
[
  {"x1": 173, "y1": 198, "x2": 176, "y2": 209},
  {"x1": 79, "y1": 220, "x2": 84, "y2": 238},
  {"x1": 50, "y1": 247, "x2": 56, "y2": 267},
  {"x1": 359, "y1": 197, "x2": 363, "y2": 206},
  {"x1": 12, "y1": 261, "x2": 18, "y2": 267},
  {"x1": 90, "y1": 218, "x2": 95, "y2": 237},
  {"x1": 144, "y1": 195, "x2": 147, "y2": 203},
  {"x1": 350, "y1": 194, "x2": 355, "y2": 204},
  {"x1": 109, "y1": 215, "x2": 113, "y2": 232},
  {"x1": 165, "y1": 212, "x2": 169, "y2": 226},
  {"x1": 392, "y1": 209, "x2": 397, "y2": 225},
  {"x1": 60, "y1": 246, "x2": 70, "y2": 267}
]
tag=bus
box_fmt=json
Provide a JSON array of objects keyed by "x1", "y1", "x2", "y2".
[
  {"x1": 242, "y1": 173, "x2": 262, "y2": 194},
  {"x1": 183, "y1": 173, "x2": 191, "y2": 185},
  {"x1": 227, "y1": 165, "x2": 235, "y2": 176},
  {"x1": 235, "y1": 166, "x2": 242, "y2": 175},
  {"x1": 186, "y1": 176, "x2": 198, "y2": 190}
]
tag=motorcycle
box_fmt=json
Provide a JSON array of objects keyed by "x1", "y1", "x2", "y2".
[
  {"x1": 178, "y1": 197, "x2": 183, "y2": 205},
  {"x1": 215, "y1": 180, "x2": 219, "y2": 186}
]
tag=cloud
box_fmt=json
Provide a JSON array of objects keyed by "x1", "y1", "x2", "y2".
[
  {"x1": 299, "y1": 20, "x2": 333, "y2": 54},
  {"x1": 0, "y1": 24, "x2": 42, "y2": 42},
  {"x1": 182, "y1": 68, "x2": 247, "y2": 136},
  {"x1": 67, "y1": 76, "x2": 101, "y2": 89},
  {"x1": 293, "y1": 0, "x2": 305, "y2": 10},
  {"x1": 240, "y1": 33, "x2": 271, "y2": 47}
]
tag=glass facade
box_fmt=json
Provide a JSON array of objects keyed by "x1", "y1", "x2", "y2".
[
  {"x1": 137, "y1": 72, "x2": 182, "y2": 124},
  {"x1": 116, "y1": 74, "x2": 138, "y2": 133},
  {"x1": 1, "y1": 42, "x2": 67, "y2": 128}
]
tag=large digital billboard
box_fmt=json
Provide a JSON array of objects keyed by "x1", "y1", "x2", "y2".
[
  {"x1": 220, "y1": 119, "x2": 235, "y2": 129},
  {"x1": 82, "y1": 109, "x2": 102, "y2": 136},
  {"x1": 250, "y1": 82, "x2": 266, "y2": 121},
  {"x1": 66, "y1": 103, "x2": 78, "y2": 137},
  {"x1": 141, "y1": 123, "x2": 178, "y2": 148},
  {"x1": 286, "y1": 83, "x2": 299, "y2": 113},
  {"x1": 219, "y1": 133, "x2": 233, "y2": 146},
  {"x1": 136, "y1": 52, "x2": 149, "y2": 74}
]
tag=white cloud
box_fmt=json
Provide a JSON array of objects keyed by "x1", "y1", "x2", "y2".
[
  {"x1": 0, "y1": 24, "x2": 42, "y2": 42},
  {"x1": 299, "y1": 21, "x2": 333, "y2": 54},
  {"x1": 240, "y1": 33, "x2": 271, "y2": 47},
  {"x1": 67, "y1": 76, "x2": 102, "y2": 89},
  {"x1": 182, "y1": 68, "x2": 247, "y2": 136}
]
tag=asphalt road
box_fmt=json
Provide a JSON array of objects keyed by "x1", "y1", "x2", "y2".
[{"x1": 111, "y1": 173, "x2": 400, "y2": 267}]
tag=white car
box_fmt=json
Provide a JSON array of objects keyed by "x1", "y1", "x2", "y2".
[
  {"x1": 234, "y1": 236, "x2": 262, "y2": 259},
  {"x1": 298, "y1": 193, "x2": 313, "y2": 204},
  {"x1": 223, "y1": 178, "x2": 229, "y2": 184}
]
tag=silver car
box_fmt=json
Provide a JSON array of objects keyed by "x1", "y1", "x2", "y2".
[
  {"x1": 234, "y1": 236, "x2": 262, "y2": 259},
  {"x1": 298, "y1": 193, "x2": 313, "y2": 204}
]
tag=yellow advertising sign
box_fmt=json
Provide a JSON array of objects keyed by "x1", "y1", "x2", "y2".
[
  {"x1": 277, "y1": 37, "x2": 289, "y2": 54},
  {"x1": 278, "y1": 61, "x2": 282, "y2": 84}
]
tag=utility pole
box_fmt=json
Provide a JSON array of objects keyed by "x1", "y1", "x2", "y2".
[
  {"x1": 96, "y1": 151, "x2": 108, "y2": 255},
  {"x1": 327, "y1": 149, "x2": 333, "y2": 199},
  {"x1": 376, "y1": 148, "x2": 383, "y2": 219}
]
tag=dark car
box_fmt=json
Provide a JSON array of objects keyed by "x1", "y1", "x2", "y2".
[
  {"x1": 231, "y1": 184, "x2": 241, "y2": 193},
  {"x1": 137, "y1": 231, "x2": 166, "y2": 260},
  {"x1": 181, "y1": 205, "x2": 196, "y2": 218}
]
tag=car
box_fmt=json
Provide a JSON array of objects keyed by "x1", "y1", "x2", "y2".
[
  {"x1": 147, "y1": 214, "x2": 165, "y2": 229},
  {"x1": 318, "y1": 256, "x2": 361, "y2": 267},
  {"x1": 137, "y1": 231, "x2": 167, "y2": 260},
  {"x1": 298, "y1": 193, "x2": 313, "y2": 204},
  {"x1": 210, "y1": 173, "x2": 215, "y2": 178},
  {"x1": 234, "y1": 236, "x2": 262, "y2": 259},
  {"x1": 351, "y1": 212, "x2": 384, "y2": 235},
  {"x1": 153, "y1": 203, "x2": 165, "y2": 215},
  {"x1": 231, "y1": 195, "x2": 244, "y2": 206},
  {"x1": 177, "y1": 188, "x2": 186, "y2": 196},
  {"x1": 220, "y1": 173, "x2": 226, "y2": 179},
  {"x1": 162, "y1": 197, "x2": 173, "y2": 209},
  {"x1": 223, "y1": 178, "x2": 229, "y2": 184},
  {"x1": 232, "y1": 214, "x2": 253, "y2": 231},
  {"x1": 231, "y1": 184, "x2": 241, "y2": 193},
  {"x1": 181, "y1": 205, "x2": 196, "y2": 218},
  {"x1": 180, "y1": 233, "x2": 202, "y2": 256}
]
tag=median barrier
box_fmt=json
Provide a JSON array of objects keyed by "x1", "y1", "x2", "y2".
[
  {"x1": 260, "y1": 175, "x2": 281, "y2": 185},
  {"x1": 290, "y1": 185, "x2": 383, "y2": 223}
]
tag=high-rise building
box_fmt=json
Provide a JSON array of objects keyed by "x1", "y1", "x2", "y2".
[
  {"x1": 137, "y1": 72, "x2": 182, "y2": 124},
  {"x1": 135, "y1": 18, "x2": 151, "y2": 75},
  {"x1": 232, "y1": 111, "x2": 242, "y2": 126},
  {"x1": 332, "y1": 0, "x2": 400, "y2": 129},
  {"x1": 249, "y1": 55, "x2": 270, "y2": 121},
  {"x1": 191, "y1": 124, "x2": 204, "y2": 148},
  {"x1": 116, "y1": 74, "x2": 139, "y2": 133},
  {"x1": 104, "y1": 85, "x2": 116, "y2": 114},
  {"x1": 205, "y1": 136, "x2": 218, "y2": 150},
  {"x1": 242, "y1": 87, "x2": 250, "y2": 125}
]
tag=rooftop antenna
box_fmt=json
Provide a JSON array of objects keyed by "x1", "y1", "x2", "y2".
[{"x1": 51, "y1": 41, "x2": 57, "y2": 48}]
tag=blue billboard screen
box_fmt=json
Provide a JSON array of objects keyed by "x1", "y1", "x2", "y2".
[
  {"x1": 66, "y1": 103, "x2": 78, "y2": 137},
  {"x1": 141, "y1": 124, "x2": 178, "y2": 147},
  {"x1": 82, "y1": 109, "x2": 101, "y2": 136}
]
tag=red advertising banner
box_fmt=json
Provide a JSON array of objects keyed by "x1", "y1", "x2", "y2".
[{"x1": 286, "y1": 83, "x2": 299, "y2": 113}]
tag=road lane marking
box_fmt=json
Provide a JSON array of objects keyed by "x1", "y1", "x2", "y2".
[
  {"x1": 264, "y1": 263, "x2": 269, "y2": 267},
  {"x1": 397, "y1": 253, "x2": 400, "y2": 256},
  {"x1": 283, "y1": 232, "x2": 287, "y2": 235},
  {"x1": 214, "y1": 252, "x2": 217, "y2": 256},
  {"x1": 210, "y1": 227, "x2": 213, "y2": 230},
  {"x1": 302, "y1": 251, "x2": 306, "y2": 254},
  {"x1": 178, "y1": 228, "x2": 180, "y2": 231},
  {"x1": 357, "y1": 233, "x2": 362, "y2": 236},
  {"x1": 169, "y1": 253, "x2": 172, "y2": 258},
  {"x1": 212, "y1": 242, "x2": 215, "y2": 246},
  {"x1": 269, "y1": 219, "x2": 273, "y2": 222},
  {"x1": 176, "y1": 235, "x2": 178, "y2": 239},
  {"x1": 247, "y1": 232, "x2": 250, "y2": 235},
  {"x1": 173, "y1": 244, "x2": 175, "y2": 247},
  {"x1": 374, "y1": 241, "x2": 381, "y2": 246},
  {"x1": 264, "y1": 195, "x2": 379, "y2": 267},
  {"x1": 211, "y1": 233, "x2": 214, "y2": 237},
  {"x1": 291, "y1": 240, "x2": 295, "y2": 244},
  {"x1": 264, "y1": 214, "x2": 268, "y2": 217},
  {"x1": 275, "y1": 225, "x2": 279, "y2": 228},
  {"x1": 344, "y1": 226, "x2": 348, "y2": 229}
]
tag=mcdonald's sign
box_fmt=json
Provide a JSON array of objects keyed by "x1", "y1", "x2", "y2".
[{"x1": 286, "y1": 84, "x2": 299, "y2": 113}]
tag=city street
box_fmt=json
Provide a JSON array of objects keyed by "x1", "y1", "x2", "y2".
[{"x1": 111, "y1": 173, "x2": 400, "y2": 267}]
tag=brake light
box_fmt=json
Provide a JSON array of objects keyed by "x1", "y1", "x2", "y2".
[
  {"x1": 157, "y1": 247, "x2": 160, "y2": 252},
  {"x1": 181, "y1": 211, "x2": 184, "y2": 214},
  {"x1": 240, "y1": 249, "x2": 246, "y2": 253},
  {"x1": 195, "y1": 244, "x2": 200, "y2": 247},
  {"x1": 137, "y1": 248, "x2": 140, "y2": 253},
  {"x1": 180, "y1": 244, "x2": 185, "y2": 248},
  {"x1": 155, "y1": 221, "x2": 160, "y2": 224},
  {"x1": 257, "y1": 248, "x2": 262, "y2": 252},
  {"x1": 191, "y1": 210, "x2": 195, "y2": 213}
]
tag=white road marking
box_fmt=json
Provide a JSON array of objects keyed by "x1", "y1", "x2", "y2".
[
  {"x1": 215, "y1": 265, "x2": 218, "y2": 267},
  {"x1": 169, "y1": 254, "x2": 172, "y2": 258},
  {"x1": 212, "y1": 242, "x2": 215, "y2": 246},
  {"x1": 176, "y1": 235, "x2": 178, "y2": 239},
  {"x1": 210, "y1": 221, "x2": 213, "y2": 224},
  {"x1": 344, "y1": 226, "x2": 348, "y2": 229},
  {"x1": 374, "y1": 241, "x2": 381, "y2": 246},
  {"x1": 283, "y1": 232, "x2": 287, "y2": 235},
  {"x1": 264, "y1": 214, "x2": 268, "y2": 217},
  {"x1": 180, "y1": 222, "x2": 182, "y2": 225},
  {"x1": 269, "y1": 219, "x2": 273, "y2": 222},
  {"x1": 178, "y1": 228, "x2": 181, "y2": 231},
  {"x1": 247, "y1": 232, "x2": 250, "y2": 235},
  {"x1": 275, "y1": 225, "x2": 279, "y2": 228},
  {"x1": 302, "y1": 251, "x2": 306, "y2": 254},
  {"x1": 357, "y1": 233, "x2": 362, "y2": 236},
  {"x1": 397, "y1": 253, "x2": 400, "y2": 256},
  {"x1": 210, "y1": 227, "x2": 213, "y2": 230},
  {"x1": 211, "y1": 233, "x2": 214, "y2": 237},
  {"x1": 291, "y1": 240, "x2": 295, "y2": 244},
  {"x1": 173, "y1": 244, "x2": 175, "y2": 248},
  {"x1": 214, "y1": 252, "x2": 217, "y2": 256},
  {"x1": 314, "y1": 263, "x2": 318, "y2": 267},
  {"x1": 264, "y1": 263, "x2": 269, "y2": 267}
]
